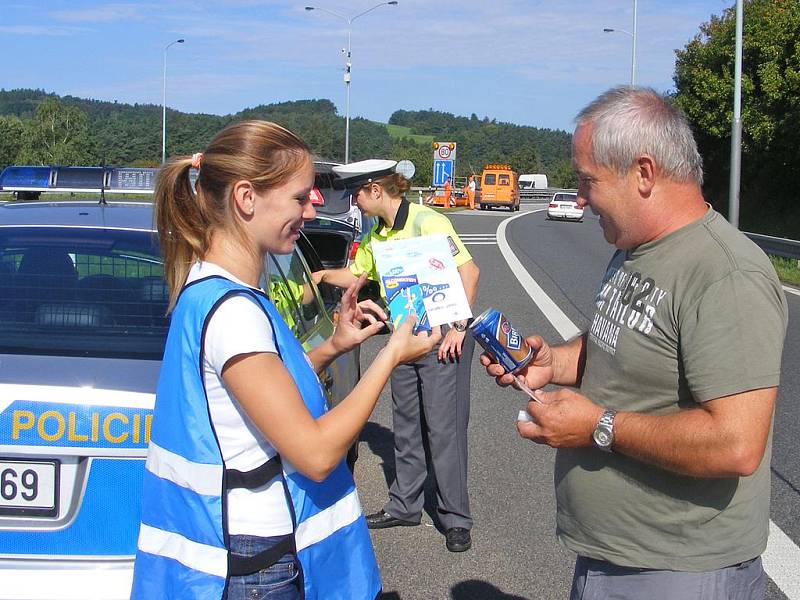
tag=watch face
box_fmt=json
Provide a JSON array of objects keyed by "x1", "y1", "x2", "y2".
[{"x1": 593, "y1": 428, "x2": 612, "y2": 447}]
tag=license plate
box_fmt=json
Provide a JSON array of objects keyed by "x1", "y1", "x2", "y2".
[{"x1": 0, "y1": 459, "x2": 59, "y2": 517}]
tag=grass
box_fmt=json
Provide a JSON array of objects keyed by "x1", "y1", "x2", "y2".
[
  {"x1": 386, "y1": 124, "x2": 434, "y2": 146},
  {"x1": 769, "y1": 255, "x2": 800, "y2": 287}
]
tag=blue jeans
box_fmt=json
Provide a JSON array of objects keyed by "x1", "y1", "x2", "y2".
[{"x1": 225, "y1": 534, "x2": 300, "y2": 600}]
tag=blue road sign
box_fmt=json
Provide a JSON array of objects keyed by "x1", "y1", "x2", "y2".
[{"x1": 432, "y1": 159, "x2": 454, "y2": 186}]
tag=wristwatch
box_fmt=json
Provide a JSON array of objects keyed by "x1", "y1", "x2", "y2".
[
  {"x1": 592, "y1": 409, "x2": 617, "y2": 452},
  {"x1": 451, "y1": 319, "x2": 470, "y2": 332}
]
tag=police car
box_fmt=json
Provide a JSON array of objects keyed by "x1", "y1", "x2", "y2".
[{"x1": 0, "y1": 200, "x2": 360, "y2": 599}]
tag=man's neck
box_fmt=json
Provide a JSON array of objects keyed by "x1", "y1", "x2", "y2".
[{"x1": 642, "y1": 182, "x2": 709, "y2": 244}]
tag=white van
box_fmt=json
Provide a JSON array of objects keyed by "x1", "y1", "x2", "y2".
[{"x1": 518, "y1": 173, "x2": 548, "y2": 190}]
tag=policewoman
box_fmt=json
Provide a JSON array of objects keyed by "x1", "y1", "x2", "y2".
[
  {"x1": 313, "y1": 160, "x2": 480, "y2": 553},
  {"x1": 130, "y1": 123, "x2": 440, "y2": 600}
]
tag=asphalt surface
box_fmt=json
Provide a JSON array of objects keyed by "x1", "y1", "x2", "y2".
[{"x1": 353, "y1": 204, "x2": 799, "y2": 600}]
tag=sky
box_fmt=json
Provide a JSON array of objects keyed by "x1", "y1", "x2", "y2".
[{"x1": 1, "y1": 0, "x2": 734, "y2": 133}]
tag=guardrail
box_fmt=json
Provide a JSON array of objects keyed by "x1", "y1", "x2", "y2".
[
  {"x1": 519, "y1": 187, "x2": 578, "y2": 202},
  {"x1": 409, "y1": 186, "x2": 578, "y2": 203},
  {"x1": 744, "y1": 232, "x2": 800, "y2": 261}
]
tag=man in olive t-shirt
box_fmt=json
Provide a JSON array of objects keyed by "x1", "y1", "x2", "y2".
[{"x1": 481, "y1": 87, "x2": 788, "y2": 599}]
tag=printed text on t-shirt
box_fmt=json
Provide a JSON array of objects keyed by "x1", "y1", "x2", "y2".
[{"x1": 589, "y1": 266, "x2": 669, "y2": 356}]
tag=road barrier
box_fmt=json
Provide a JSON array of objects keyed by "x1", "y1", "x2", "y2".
[{"x1": 745, "y1": 232, "x2": 800, "y2": 261}]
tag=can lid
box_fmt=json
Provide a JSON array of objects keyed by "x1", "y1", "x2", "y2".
[{"x1": 469, "y1": 307, "x2": 495, "y2": 329}]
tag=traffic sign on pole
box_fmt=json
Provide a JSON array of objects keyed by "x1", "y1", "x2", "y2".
[
  {"x1": 432, "y1": 159, "x2": 453, "y2": 186},
  {"x1": 432, "y1": 141, "x2": 457, "y2": 163}
]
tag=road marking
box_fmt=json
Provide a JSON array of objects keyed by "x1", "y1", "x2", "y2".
[
  {"x1": 460, "y1": 233, "x2": 497, "y2": 246},
  {"x1": 495, "y1": 210, "x2": 581, "y2": 341},
  {"x1": 763, "y1": 521, "x2": 800, "y2": 598},
  {"x1": 783, "y1": 285, "x2": 799, "y2": 297},
  {"x1": 496, "y1": 210, "x2": 800, "y2": 599},
  {"x1": 447, "y1": 205, "x2": 543, "y2": 216}
]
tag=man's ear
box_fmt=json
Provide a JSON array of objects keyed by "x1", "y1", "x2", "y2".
[
  {"x1": 636, "y1": 155, "x2": 656, "y2": 196},
  {"x1": 231, "y1": 180, "x2": 255, "y2": 216}
]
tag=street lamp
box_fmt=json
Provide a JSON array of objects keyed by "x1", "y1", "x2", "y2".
[
  {"x1": 305, "y1": 1, "x2": 398, "y2": 164},
  {"x1": 729, "y1": 0, "x2": 744, "y2": 228},
  {"x1": 162, "y1": 38, "x2": 185, "y2": 164},
  {"x1": 603, "y1": 0, "x2": 638, "y2": 86}
]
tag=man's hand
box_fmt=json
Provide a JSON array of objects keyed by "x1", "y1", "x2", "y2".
[
  {"x1": 480, "y1": 334, "x2": 555, "y2": 390},
  {"x1": 517, "y1": 388, "x2": 603, "y2": 448},
  {"x1": 438, "y1": 327, "x2": 466, "y2": 362}
]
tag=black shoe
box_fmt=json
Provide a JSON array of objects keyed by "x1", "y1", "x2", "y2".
[
  {"x1": 365, "y1": 510, "x2": 420, "y2": 530},
  {"x1": 445, "y1": 527, "x2": 472, "y2": 552}
]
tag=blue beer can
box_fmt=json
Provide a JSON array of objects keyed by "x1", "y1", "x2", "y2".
[{"x1": 468, "y1": 308, "x2": 532, "y2": 373}]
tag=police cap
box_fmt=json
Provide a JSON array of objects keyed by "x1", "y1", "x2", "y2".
[{"x1": 333, "y1": 159, "x2": 398, "y2": 191}]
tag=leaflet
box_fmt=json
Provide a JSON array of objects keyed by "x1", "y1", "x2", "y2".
[{"x1": 373, "y1": 234, "x2": 472, "y2": 332}]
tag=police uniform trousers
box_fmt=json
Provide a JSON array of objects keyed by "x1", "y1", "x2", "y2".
[{"x1": 383, "y1": 331, "x2": 474, "y2": 530}]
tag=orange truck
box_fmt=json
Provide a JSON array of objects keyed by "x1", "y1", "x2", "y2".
[{"x1": 478, "y1": 164, "x2": 519, "y2": 212}]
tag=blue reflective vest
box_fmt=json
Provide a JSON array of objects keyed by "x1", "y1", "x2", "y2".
[{"x1": 130, "y1": 276, "x2": 381, "y2": 600}]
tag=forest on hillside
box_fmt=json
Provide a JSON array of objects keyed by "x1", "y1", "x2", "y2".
[{"x1": 0, "y1": 89, "x2": 577, "y2": 188}]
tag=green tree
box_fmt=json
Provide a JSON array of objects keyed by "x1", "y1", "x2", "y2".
[
  {"x1": 549, "y1": 158, "x2": 578, "y2": 189},
  {"x1": 18, "y1": 97, "x2": 92, "y2": 165},
  {"x1": 0, "y1": 115, "x2": 25, "y2": 167},
  {"x1": 673, "y1": 0, "x2": 800, "y2": 235}
]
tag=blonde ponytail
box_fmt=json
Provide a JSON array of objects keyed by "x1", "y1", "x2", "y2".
[{"x1": 154, "y1": 120, "x2": 311, "y2": 312}]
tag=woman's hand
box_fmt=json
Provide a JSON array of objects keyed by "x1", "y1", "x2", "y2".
[
  {"x1": 330, "y1": 274, "x2": 387, "y2": 353},
  {"x1": 385, "y1": 316, "x2": 442, "y2": 365},
  {"x1": 311, "y1": 270, "x2": 326, "y2": 286}
]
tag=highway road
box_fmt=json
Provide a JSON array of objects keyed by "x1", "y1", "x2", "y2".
[{"x1": 354, "y1": 203, "x2": 800, "y2": 600}]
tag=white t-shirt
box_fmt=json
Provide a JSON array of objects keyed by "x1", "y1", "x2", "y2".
[{"x1": 186, "y1": 262, "x2": 293, "y2": 537}]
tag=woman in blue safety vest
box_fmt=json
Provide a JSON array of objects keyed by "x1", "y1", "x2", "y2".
[{"x1": 130, "y1": 121, "x2": 440, "y2": 600}]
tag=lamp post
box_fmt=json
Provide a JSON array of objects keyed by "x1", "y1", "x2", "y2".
[
  {"x1": 603, "y1": 0, "x2": 638, "y2": 86},
  {"x1": 728, "y1": 0, "x2": 743, "y2": 228},
  {"x1": 305, "y1": 1, "x2": 398, "y2": 164},
  {"x1": 162, "y1": 38, "x2": 185, "y2": 164}
]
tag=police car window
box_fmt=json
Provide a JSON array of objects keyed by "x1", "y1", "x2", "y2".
[
  {"x1": 265, "y1": 250, "x2": 322, "y2": 337},
  {"x1": 484, "y1": 174, "x2": 496, "y2": 185},
  {"x1": 0, "y1": 227, "x2": 168, "y2": 359}
]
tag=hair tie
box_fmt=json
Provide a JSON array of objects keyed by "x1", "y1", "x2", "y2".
[{"x1": 191, "y1": 152, "x2": 203, "y2": 169}]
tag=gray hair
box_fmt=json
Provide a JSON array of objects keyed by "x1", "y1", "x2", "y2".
[{"x1": 575, "y1": 87, "x2": 703, "y2": 186}]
